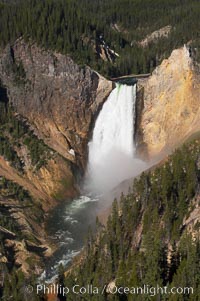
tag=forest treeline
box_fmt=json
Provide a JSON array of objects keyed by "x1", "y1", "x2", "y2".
[
  {"x1": 63, "y1": 138, "x2": 200, "y2": 300},
  {"x1": 0, "y1": 0, "x2": 200, "y2": 77}
]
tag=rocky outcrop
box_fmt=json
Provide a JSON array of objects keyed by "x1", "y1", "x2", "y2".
[
  {"x1": 136, "y1": 46, "x2": 200, "y2": 158},
  {"x1": 0, "y1": 155, "x2": 76, "y2": 209},
  {"x1": 25, "y1": 240, "x2": 48, "y2": 254},
  {"x1": 182, "y1": 191, "x2": 200, "y2": 241},
  {"x1": 4, "y1": 238, "x2": 49, "y2": 275},
  {"x1": 139, "y1": 25, "x2": 172, "y2": 47},
  {"x1": 0, "y1": 191, "x2": 54, "y2": 276},
  {"x1": 0, "y1": 38, "x2": 113, "y2": 173},
  {"x1": 0, "y1": 226, "x2": 16, "y2": 239}
]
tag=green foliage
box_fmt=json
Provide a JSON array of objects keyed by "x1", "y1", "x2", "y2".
[
  {"x1": 11, "y1": 60, "x2": 26, "y2": 85},
  {"x1": 0, "y1": 214, "x2": 19, "y2": 234},
  {"x1": 23, "y1": 134, "x2": 49, "y2": 170},
  {"x1": 0, "y1": 83, "x2": 52, "y2": 171},
  {"x1": 0, "y1": 134, "x2": 22, "y2": 170},
  {"x1": 0, "y1": 176, "x2": 38, "y2": 239},
  {"x1": 65, "y1": 138, "x2": 200, "y2": 300},
  {"x1": 0, "y1": 0, "x2": 200, "y2": 77},
  {"x1": 1, "y1": 269, "x2": 41, "y2": 301},
  {"x1": 0, "y1": 175, "x2": 44, "y2": 299},
  {"x1": 0, "y1": 175, "x2": 31, "y2": 201}
]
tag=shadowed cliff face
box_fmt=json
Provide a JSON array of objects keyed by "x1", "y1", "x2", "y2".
[
  {"x1": 0, "y1": 39, "x2": 113, "y2": 276},
  {"x1": 136, "y1": 46, "x2": 200, "y2": 159},
  {"x1": 0, "y1": 38, "x2": 113, "y2": 174}
]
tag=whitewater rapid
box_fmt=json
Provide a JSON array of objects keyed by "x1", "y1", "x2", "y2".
[
  {"x1": 42, "y1": 195, "x2": 99, "y2": 281},
  {"x1": 87, "y1": 83, "x2": 146, "y2": 192}
]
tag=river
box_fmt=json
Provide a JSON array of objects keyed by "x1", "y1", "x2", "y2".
[{"x1": 43, "y1": 194, "x2": 101, "y2": 281}]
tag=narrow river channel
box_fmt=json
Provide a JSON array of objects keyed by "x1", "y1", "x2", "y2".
[{"x1": 43, "y1": 195, "x2": 101, "y2": 281}]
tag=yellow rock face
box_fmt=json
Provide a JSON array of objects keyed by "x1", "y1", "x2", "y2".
[
  {"x1": 138, "y1": 46, "x2": 200, "y2": 157},
  {"x1": 0, "y1": 154, "x2": 76, "y2": 210}
]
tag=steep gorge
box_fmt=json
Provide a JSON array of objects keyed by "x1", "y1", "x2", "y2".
[
  {"x1": 0, "y1": 38, "x2": 113, "y2": 276},
  {"x1": 0, "y1": 39, "x2": 200, "y2": 281}
]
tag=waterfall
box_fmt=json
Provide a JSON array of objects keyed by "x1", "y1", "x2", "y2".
[
  {"x1": 43, "y1": 83, "x2": 147, "y2": 280},
  {"x1": 87, "y1": 83, "x2": 146, "y2": 193}
]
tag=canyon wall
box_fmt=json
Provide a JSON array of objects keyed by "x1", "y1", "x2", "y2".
[
  {"x1": 136, "y1": 46, "x2": 200, "y2": 159},
  {"x1": 0, "y1": 38, "x2": 113, "y2": 200},
  {"x1": 0, "y1": 38, "x2": 113, "y2": 274},
  {"x1": 0, "y1": 38, "x2": 112, "y2": 170}
]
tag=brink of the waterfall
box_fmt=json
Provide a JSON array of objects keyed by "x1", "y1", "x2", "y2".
[{"x1": 86, "y1": 83, "x2": 146, "y2": 194}]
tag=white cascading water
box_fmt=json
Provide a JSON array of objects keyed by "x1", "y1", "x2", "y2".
[
  {"x1": 42, "y1": 84, "x2": 147, "y2": 281},
  {"x1": 87, "y1": 83, "x2": 146, "y2": 193}
]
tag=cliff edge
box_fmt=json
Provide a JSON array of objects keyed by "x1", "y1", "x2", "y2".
[
  {"x1": 137, "y1": 46, "x2": 200, "y2": 158},
  {"x1": 0, "y1": 38, "x2": 113, "y2": 199}
]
